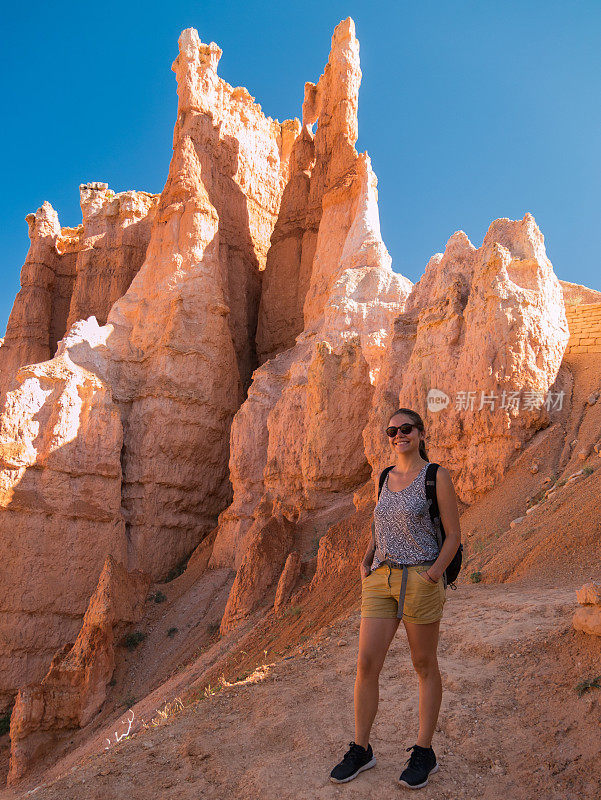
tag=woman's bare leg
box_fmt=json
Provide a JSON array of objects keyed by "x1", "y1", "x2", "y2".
[
  {"x1": 402, "y1": 619, "x2": 442, "y2": 747},
  {"x1": 354, "y1": 616, "x2": 401, "y2": 748}
]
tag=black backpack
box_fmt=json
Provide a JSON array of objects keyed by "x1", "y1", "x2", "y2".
[{"x1": 377, "y1": 462, "x2": 463, "y2": 587}]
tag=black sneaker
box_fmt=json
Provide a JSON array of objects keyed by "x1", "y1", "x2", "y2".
[
  {"x1": 330, "y1": 741, "x2": 376, "y2": 783},
  {"x1": 398, "y1": 744, "x2": 439, "y2": 789}
]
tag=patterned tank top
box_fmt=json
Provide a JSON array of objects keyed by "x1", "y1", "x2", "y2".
[{"x1": 370, "y1": 462, "x2": 440, "y2": 572}]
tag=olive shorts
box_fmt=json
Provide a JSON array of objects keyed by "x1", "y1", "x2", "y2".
[{"x1": 361, "y1": 564, "x2": 446, "y2": 623}]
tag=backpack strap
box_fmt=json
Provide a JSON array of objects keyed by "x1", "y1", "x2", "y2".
[
  {"x1": 425, "y1": 462, "x2": 442, "y2": 549},
  {"x1": 378, "y1": 465, "x2": 394, "y2": 499},
  {"x1": 425, "y1": 462, "x2": 449, "y2": 589}
]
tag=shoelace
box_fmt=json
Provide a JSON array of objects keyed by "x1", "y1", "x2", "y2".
[
  {"x1": 404, "y1": 745, "x2": 430, "y2": 770},
  {"x1": 344, "y1": 741, "x2": 366, "y2": 761}
]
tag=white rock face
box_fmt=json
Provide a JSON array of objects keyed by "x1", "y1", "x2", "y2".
[
  {"x1": 211, "y1": 20, "x2": 413, "y2": 575},
  {"x1": 365, "y1": 213, "x2": 570, "y2": 504}
]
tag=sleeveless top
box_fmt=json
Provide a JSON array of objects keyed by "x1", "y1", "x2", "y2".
[{"x1": 370, "y1": 462, "x2": 440, "y2": 573}]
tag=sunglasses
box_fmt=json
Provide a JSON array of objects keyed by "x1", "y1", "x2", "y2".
[{"x1": 386, "y1": 423, "x2": 417, "y2": 437}]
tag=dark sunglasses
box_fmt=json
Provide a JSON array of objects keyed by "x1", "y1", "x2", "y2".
[{"x1": 386, "y1": 423, "x2": 417, "y2": 437}]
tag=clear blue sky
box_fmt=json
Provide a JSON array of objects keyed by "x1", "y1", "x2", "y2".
[{"x1": 2, "y1": 0, "x2": 600, "y2": 335}]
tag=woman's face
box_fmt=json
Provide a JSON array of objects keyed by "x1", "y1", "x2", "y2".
[{"x1": 387, "y1": 414, "x2": 423, "y2": 456}]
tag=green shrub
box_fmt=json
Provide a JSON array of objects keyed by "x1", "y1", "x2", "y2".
[
  {"x1": 148, "y1": 590, "x2": 167, "y2": 603},
  {"x1": 0, "y1": 713, "x2": 11, "y2": 736},
  {"x1": 283, "y1": 605, "x2": 302, "y2": 618},
  {"x1": 167, "y1": 627, "x2": 178, "y2": 638},
  {"x1": 575, "y1": 675, "x2": 601, "y2": 696},
  {"x1": 582, "y1": 466, "x2": 594, "y2": 476},
  {"x1": 121, "y1": 630, "x2": 146, "y2": 651},
  {"x1": 470, "y1": 571, "x2": 483, "y2": 583}
]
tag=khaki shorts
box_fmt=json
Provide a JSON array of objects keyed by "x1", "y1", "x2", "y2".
[{"x1": 361, "y1": 564, "x2": 446, "y2": 623}]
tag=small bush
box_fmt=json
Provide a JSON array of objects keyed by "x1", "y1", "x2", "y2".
[
  {"x1": 108, "y1": 677, "x2": 117, "y2": 687},
  {"x1": 283, "y1": 605, "x2": 302, "y2": 618},
  {"x1": 575, "y1": 675, "x2": 601, "y2": 696},
  {"x1": 121, "y1": 631, "x2": 147, "y2": 651},
  {"x1": 556, "y1": 478, "x2": 566, "y2": 487},
  {"x1": 167, "y1": 627, "x2": 178, "y2": 638},
  {"x1": 0, "y1": 713, "x2": 11, "y2": 736},
  {"x1": 123, "y1": 693, "x2": 137, "y2": 708},
  {"x1": 208, "y1": 622, "x2": 221, "y2": 637},
  {"x1": 470, "y1": 571, "x2": 483, "y2": 583},
  {"x1": 148, "y1": 590, "x2": 167, "y2": 603},
  {"x1": 582, "y1": 466, "x2": 594, "y2": 476}
]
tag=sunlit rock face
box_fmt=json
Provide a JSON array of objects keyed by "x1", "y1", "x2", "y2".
[
  {"x1": 0, "y1": 187, "x2": 158, "y2": 410},
  {"x1": 100, "y1": 28, "x2": 292, "y2": 577},
  {"x1": 213, "y1": 20, "x2": 412, "y2": 635},
  {"x1": 7, "y1": 555, "x2": 150, "y2": 786},
  {"x1": 0, "y1": 319, "x2": 125, "y2": 711},
  {"x1": 0, "y1": 27, "x2": 292, "y2": 708},
  {"x1": 66, "y1": 183, "x2": 160, "y2": 330},
  {"x1": 364, "y1": 213, "x2": 570, "y2": 504}
]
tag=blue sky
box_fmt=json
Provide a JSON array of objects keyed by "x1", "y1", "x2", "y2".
[{"x1": 2, "y1": 0, "x2": 600, "y2": 335}]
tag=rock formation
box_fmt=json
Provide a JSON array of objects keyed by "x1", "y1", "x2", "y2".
[
  {"x1": 0, "y1": 319, "x2": 126, "y2": 711},
  {"x1": 572, "y1": 582, "x2": 601, "y2": 637},
  {"x1": 0, "y1": 203, "x2": 80, "y2": 404},
  {"x1": 0, "y1": 27, "x2": 293, "y2": 710},
  {"x1": 0, "y1": 186, "x2": 158, "y2": 408},
  {"x1": 95, "y1": 27, "x2": 292, "y2": 576},
  {"x1": 213, "y1": 19, "x2": 413, "y2": 632},
  {"x1": 7, "y1": 556, "x2": 150, "y2": 785},
  {"x1": 364, "y1": 213, "x2": 571, "y2": 504},
  {"x1": 560, "y1": 279, "x2": 601, "y2": 306},
  {"x1": 65, "y1": 183, "x2": 159, "y2": 330},
  {"x1": 221, "y1": 508, "x2": 295, "y2": 632},
  {"x1": 274, "y1": 551, "x2": 302, "y2": 612}
]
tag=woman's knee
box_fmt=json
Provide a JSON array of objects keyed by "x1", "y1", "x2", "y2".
[
  {"x1": 356, "y1": 653, "x2": 383, "y2": 678},
  {"x1": 411, "y1": 655, "x2": 440, "y2": 678}
]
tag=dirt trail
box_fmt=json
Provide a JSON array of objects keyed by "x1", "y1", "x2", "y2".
[{"x1": 3, "y1": 581, "x2": 599, "y2": 800}]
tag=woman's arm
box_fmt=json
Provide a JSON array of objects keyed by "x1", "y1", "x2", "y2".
[{"x1": 424, "y1": 466, "x2": 462, "y2": 582}]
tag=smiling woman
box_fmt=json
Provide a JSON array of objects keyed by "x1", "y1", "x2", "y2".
[{"x1": 330, "y1": 406, "x2": 462, "y2": 789}]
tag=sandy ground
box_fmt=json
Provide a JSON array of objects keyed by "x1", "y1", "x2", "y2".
[{"x1": 2, "y1": 580, "x2": 600, "y2": 800}]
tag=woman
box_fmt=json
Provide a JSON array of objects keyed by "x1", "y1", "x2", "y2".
[{"x1": 330, "y1": 407, "x2": 461, "y2": 790}]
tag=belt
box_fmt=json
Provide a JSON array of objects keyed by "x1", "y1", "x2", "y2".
[{"x1": 373, "y1": 556, "x2": 438, "y2": 619}]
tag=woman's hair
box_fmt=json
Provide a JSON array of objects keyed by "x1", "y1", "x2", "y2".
[{"x1": 389, "y1": 407, "x2": 429, "y2": 461}]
